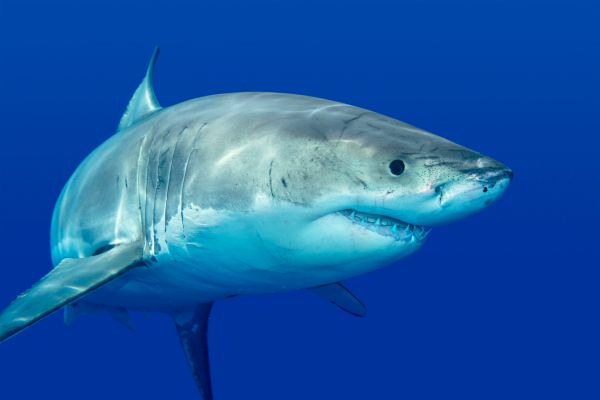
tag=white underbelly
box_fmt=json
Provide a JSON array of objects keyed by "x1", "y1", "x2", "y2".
[
  {"x1": 85, "y1": 202, "x2": 424, "y2": 311},
  {"x1": 84, "y1": 250, "x2": 346, "y2": 311}
]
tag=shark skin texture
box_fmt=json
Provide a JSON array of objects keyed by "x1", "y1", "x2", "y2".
[{"x1": 0, "y1": 48, "x2": 512, "y2": 399}]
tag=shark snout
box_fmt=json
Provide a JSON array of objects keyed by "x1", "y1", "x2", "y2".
[
  {"x1": 389, "y1": 157, "x2": 512, "y2": 227},
  {"x1": 435, "y1": 159, "x2": 512, "y2": 215},
  {"x1": 472, "y1": 158, "x2": 513, "y2": 187},
  {"x1": 351, "y1": 157, "x2": 512, "y2": 228}
]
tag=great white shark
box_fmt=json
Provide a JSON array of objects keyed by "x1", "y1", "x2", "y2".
[{"x1": 0, "y1": 48, "x2": 512, "y2": 399}]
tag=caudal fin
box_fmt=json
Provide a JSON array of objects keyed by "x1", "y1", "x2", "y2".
[{"x1": 173, "y1": 303, "x2": 214, "y2": 400}]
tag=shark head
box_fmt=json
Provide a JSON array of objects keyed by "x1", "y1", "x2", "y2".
[
  {"x1": 253, "y1": 102, "x2": 512, "y2": 279},
  {"x1": 320, "y1": 115, "x2": 513, "y2": 228},
  {"x1": 174, "y1": 94, "x2": 512, "y2": 289}
]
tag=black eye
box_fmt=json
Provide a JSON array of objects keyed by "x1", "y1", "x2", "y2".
[{"x1": 389, "y1": 160, "x2": 405, "y2": 176}]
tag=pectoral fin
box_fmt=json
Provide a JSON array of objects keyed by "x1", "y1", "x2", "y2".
[
  {"x1": 0, "y1": 241, "x2": 144, "y2": 343},
  {"x1": 310, "y1": 282, "x2": 367, "y2": 317},
  {"x1": 173, "y1": 303, "x2": 214, "y2": 400}
]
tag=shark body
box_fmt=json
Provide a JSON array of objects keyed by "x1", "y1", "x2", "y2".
[{"x1": 0, "y1": 49, "x2": 512, "y2": 399}]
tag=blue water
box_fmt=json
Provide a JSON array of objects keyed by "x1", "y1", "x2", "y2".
[{"x1": 0, "y1": 0, "x2": 597, "y2": 398}]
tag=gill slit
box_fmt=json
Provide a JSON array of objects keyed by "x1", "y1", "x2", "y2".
[
  {"x1": 180, "y1": 149, "x2": 197, "y2": 238},
  {"x1": 151, "y1": 132, "x2": 168, "y2": 255},
  {"x1": 135, "y1": 134, "x2": 149, "y2": 250},
  {"x1": 164, "y1": 127, "x2": 187, "y2": 232},
  {"x1": 143, "y1": 129, "x2": 159, "y2": 256}
]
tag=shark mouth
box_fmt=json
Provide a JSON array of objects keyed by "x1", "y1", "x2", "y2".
[{"x1": 338, "y1": 209, "x2": 431, "y2": 241}]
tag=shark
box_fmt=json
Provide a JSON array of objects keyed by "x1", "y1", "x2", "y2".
[{"x1": 0, "y1": 48, "x2": 512, "y2": 399}]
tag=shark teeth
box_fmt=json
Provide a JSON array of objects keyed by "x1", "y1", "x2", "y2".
[{"x1": 338, "y1": 209, "x2": 431, "y2": 241}]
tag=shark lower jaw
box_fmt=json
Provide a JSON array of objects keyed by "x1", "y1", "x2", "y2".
[{"x1": 337, "y1": 209, "x2": 431, "y2": 242}]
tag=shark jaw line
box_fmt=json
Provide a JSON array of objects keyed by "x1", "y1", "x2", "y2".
[{"x1": 337, "y1": 209, "x2": 431, "y2": 242}]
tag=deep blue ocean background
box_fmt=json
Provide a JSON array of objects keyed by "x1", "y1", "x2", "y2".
[{"x1": 0, "y1": 0, "x2": 598, "y2": 398}]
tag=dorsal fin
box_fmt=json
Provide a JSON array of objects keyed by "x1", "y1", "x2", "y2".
[{"x1": 118, "y1": 47, "x2": 162, "y2": 131}]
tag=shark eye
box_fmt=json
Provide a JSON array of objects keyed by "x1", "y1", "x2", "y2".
[{"x1": 389, "y1": 160, "x2": 405, "y2": 176}]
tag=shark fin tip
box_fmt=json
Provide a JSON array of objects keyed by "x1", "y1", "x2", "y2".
[{"x1": 117, "y1": 48, "x2": 163, "y2": 131}]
